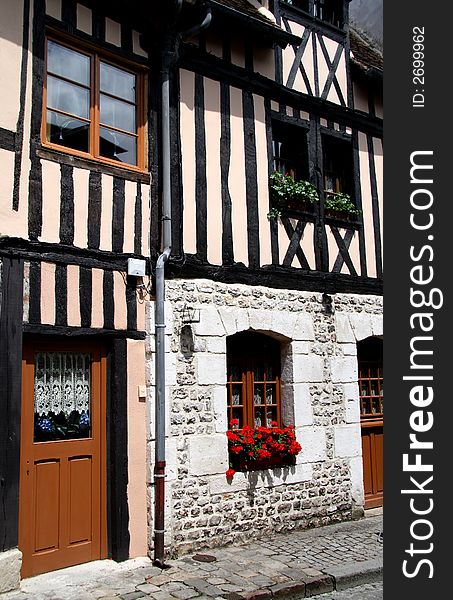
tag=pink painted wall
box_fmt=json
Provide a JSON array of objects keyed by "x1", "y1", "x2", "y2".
[{"x1": 127, "y1": 339, "x2": 148, "y2": 557}]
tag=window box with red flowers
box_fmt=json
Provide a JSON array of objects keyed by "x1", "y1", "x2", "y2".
[{"x1": 225, "y1": 420, "x2": 302, "y2": 479}]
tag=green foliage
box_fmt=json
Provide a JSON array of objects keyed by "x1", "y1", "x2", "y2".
[
  {"x1": 324, "y1": 191, "x2": 361, "y2": 215},
  {"x1": 268, "y1": 171, "x2": 319, "y2": 220},
  {"x1": 267, "y1": 172, "x2": 361, "y2": 220}
]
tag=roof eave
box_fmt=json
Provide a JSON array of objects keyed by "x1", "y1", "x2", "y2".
[{"x1": 205, "y1": 0, "x2": 301, "y2": 47}]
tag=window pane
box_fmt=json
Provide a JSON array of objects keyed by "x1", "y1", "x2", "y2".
[
  {"x1": 254, "y1": 386, "x2": 264, "y2": 405},
  {"x1": 34, "y1": 352, "x2": 91, "y2": 442},
  {"x1": 100, "y1": 62, "x2": 136, "y2": 102},
  {"x1": 46, "y1": 110, "x2": 89, "y2": 152},
  {"x1": 47, "y1": 75, "x2": 90, "y2": 119},
  {"x1": 254, "y1": 365, "x2": 264, "y2": 381},
  {"x1": 99, "y1": 127, "x2": 137, "y2": 165},
  {"x1": 254, "y1": 408, "x2": 263, "y2": 427},
  {"x1": 47, "y1": 41, "x2": 90, "y2": 86},
  {"x1": 266, "y1": 385, "x2": 276, "y2": 405},
  {"x1": 265, "y1": 364, "x2": 275, "y2": 380},
  {"x1": 100, "y1": 94, "x2": 136, "y2": 133},
  {"x1": 231, "y1": 384, "x2": 242, "y2": 406},
  {"x1": 266, "y1": 408, "x2": 277, "y2": 426},
  {"x1": 229, "y1": 363, "x2": 242, "y2": 382},
  {"x1": 232, "y1": 409, "x2": 243, "y2": 426}
]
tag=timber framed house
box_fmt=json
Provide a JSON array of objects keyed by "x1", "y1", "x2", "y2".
[{"x1": 0, "y1": 0, "x2": 383, "y2": 587}]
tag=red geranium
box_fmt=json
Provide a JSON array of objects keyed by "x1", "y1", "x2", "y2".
[
  {"x1": 226, "y1": 468, "x2": 235, "y2": 479},
  {"x1": 225, "y1": 422, "x2": 302, "y2": 474}
]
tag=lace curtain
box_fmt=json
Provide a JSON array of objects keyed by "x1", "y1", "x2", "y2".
[{"x1": 34, "y1": 352, "x2": 91, "y2": 416}]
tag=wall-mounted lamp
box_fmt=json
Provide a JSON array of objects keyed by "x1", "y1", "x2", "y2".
[
  {"x1": 322, "y1": 292, "x2": 333, "y2": 314},
  {"x1": 181, "y1": 304, "x2": 201, "y2": 323}
]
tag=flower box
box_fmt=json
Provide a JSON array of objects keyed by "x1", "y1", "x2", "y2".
[
  {"x1": 284, "y1": 198, "x2": 315, "y2": 213},
  {"x1": 268, "y1": 172, "x2": 319, "y2": 220},
  {"x1": 230, "y1": 454, "x2": 296, "y2": 473},
  {"x1": 324, "y1": 208, "x2": 358, "y2": 222},
  {"x1": 226, "y1": 421, "x2": 302, "y2": 479}
]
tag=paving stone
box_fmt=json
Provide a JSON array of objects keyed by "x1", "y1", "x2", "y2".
[
  {"x1": 170, "y1": 589, "x2": 200, "y2": 600},
  {"x1": 218, "y1": 584, "x2": 243, "y2": 593},
  {"x1": 148, "y1": 593, "x2": 177, "y2": 600},
  {"x1": 136, "y1": 583, "x2": 163, "y2": 594},
  {"x1": 120, "y1": 592, "x2": 147, "y2": 600}
]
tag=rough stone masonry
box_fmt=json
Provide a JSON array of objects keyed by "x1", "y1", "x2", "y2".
[{"x1": 145, "y1": 279, "x2": 383, "y2": 555}]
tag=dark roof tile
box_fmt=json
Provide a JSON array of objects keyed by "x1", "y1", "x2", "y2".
[{"x1": 350, "y1": 27, "x2": 383, "y2": 76}]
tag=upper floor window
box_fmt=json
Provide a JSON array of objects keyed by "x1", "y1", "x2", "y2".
[
  {"x1": 283, "y1": 0, "x2": 309, "y2": 12},
  {"x1": 282, "y1": 0, "x2": 344, "y2": 28},
  {"x1": 43, "y1": 38, "x2": 146, "y2": 170},
  {"x1": 322, "y1": 135, "x2": 353, "y2": 195},
  {"x1": 272, "y1": 120, "x2": 309, "y2": 181},
  {"x1": 314, "y1": 0, "x2": 344, "y2": 28}
]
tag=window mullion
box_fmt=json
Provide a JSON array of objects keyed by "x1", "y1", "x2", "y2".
[
  {"x1": 92, "y1": 54, "x2": 100, "y2": 159},
  {"x1": 245, "y1": 360, "x2": 253, "y2": 429}
]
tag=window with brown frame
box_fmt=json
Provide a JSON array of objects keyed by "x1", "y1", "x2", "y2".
[
  {"x1": 43, "y1": 38, "x2": 145, "y2": 170},
  {"x1": 358, "y1": 337, "x2": 383, "y2": 420},
  {"x1": 272, "y1": 119, "x2": 309, "y2": 182},
  {"x1": 322, "y1": 134, "x2": 353, "y2": 196},
  {"x1": 226, "y1": 332, "x2": 281, "y2": 429}
]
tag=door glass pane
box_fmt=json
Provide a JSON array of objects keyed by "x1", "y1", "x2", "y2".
[
  {"x1": 47, "y1": 41, "x2": 90, "y2": 86},
  {"x1": 34, "y1": 352, "x2": 92, "y2": 442},
  {"x1": 100, "y1": 62, "x2": 136, "y2": 102},
  {"x1": 99, "y1": 127, "x2": 137, "y2": 165}
]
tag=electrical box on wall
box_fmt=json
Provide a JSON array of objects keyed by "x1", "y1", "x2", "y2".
[{"x1": 127, "y1": 258, "x2": 146, "y2": 277}]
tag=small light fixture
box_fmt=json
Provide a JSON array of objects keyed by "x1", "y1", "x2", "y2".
[
  {"x1": 181, "y1": 304, "x2": 200, "y2": 323},
  {"x1": 322, "y1": 292, "x2": 333, "y2": 314}
]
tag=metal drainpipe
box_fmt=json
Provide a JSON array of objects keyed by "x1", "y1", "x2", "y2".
[{"x1": 153, "y1": 1, "x2": 211, "y2": 568}]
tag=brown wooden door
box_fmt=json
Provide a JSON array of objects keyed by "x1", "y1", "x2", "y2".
[
  {"x1": 361, "y1": 421, "x2": 383, "y2": 508},
  {"x1": 19, "y1": 341, "x2": 107, "y2": 578},
  {"x1": 358, "y1": 338, "x2": 383, "y2": 509}
]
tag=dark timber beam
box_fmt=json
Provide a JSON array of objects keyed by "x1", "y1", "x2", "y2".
[{"x1": 0, "y1": 258, "x2": 24, "y2": 552}]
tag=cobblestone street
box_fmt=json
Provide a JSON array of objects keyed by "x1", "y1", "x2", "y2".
[{"x1": 1, "y1": 513, "x2": 383, "y2": 600}]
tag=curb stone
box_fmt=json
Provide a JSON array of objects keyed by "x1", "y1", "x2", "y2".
[
  {"x1": 323, "y1": 559, "x2": 383, "y2": 592},
  {"x1": 222, "y1": 562, "x2": 383, "y2": 600}
]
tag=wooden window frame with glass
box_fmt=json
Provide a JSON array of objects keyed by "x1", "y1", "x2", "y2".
[
  {"x1": 226, "y1": 333, "x2": 282, "y2": 430},
  {"x1": 359, "y1": 360, "x2": 383, "y2": 422},
  {"x1": 322, "y1": 134, "x2": 353, "y2": 196},
  {"x1": 281, "y1": 1, "x2": 344, "y2": 29},
  {"x1": 42, "y1": 34, "x2": 147, "y2": 172},
  {"x1": 272, "y1": 120, "x2": 309, "y2": 181}
]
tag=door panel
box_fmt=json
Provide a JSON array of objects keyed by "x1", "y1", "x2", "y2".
[
  {"x1": 69, "y1": 457, "x2": 92, "y2": 545},
  {"x1": 19, "y1": 341, "x2": 107, "y2": 578},
  {"x1": 34, "y1": 460, "x2": 60, "y2": 552},
  {"x1": 361, "y1": 423, "x2": 383, "y2": 509}
]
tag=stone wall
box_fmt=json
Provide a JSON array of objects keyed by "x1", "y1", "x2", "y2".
[{"x1": 146, "y1": 280, "x2": 383, "y2": 555}]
